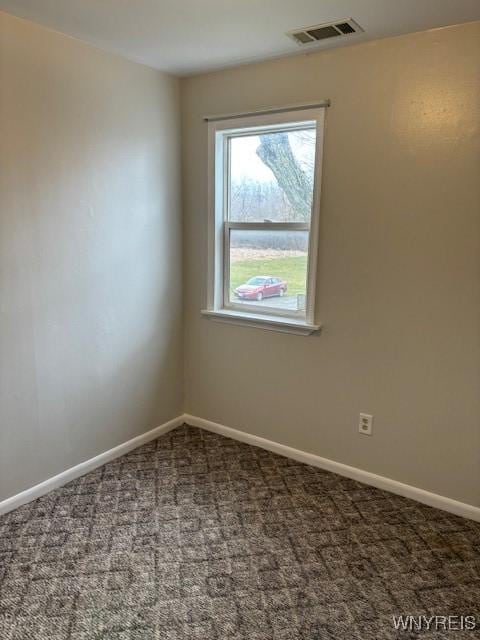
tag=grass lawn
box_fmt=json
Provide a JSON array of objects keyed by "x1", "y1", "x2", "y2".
[{"x1": 230, "y1": 255, "x2": 307, "y2": 296}]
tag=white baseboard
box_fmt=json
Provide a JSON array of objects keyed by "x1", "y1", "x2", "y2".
[
  {"x1": 0, "y1": 415, "x2": 184, "y2": 516},
  {"x1": 184, "y1": 413, "x2": 480, "y2": 523},
  {"x1": 2, "y1": 413, "x2": 479, "y2": 523}
]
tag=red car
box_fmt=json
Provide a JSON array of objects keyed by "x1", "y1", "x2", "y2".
[{"x1": 234, "y1": 276, "x2": 287, "y2": 301}]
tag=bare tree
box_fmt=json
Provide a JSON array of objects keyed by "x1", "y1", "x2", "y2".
[{"x1": 256, "y1": 132, "x2": 313, "y2": 221}]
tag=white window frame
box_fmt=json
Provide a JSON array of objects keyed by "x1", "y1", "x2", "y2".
[{"x1": 202, "y1": 107, "x2": 326, "y2": 336}]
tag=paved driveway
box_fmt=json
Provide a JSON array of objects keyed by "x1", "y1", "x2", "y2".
[{"x1": 234, "y1": 295, "x2": 302, "y2": 311}]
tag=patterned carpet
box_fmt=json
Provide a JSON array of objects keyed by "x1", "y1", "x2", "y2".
[{"x1": 0, "y1": 424, "x2": 479, "y2": 640}]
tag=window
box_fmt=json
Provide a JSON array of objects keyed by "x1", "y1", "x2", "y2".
[{"x1": 202, "y1": 106, "x2": 326, "y2": 335}]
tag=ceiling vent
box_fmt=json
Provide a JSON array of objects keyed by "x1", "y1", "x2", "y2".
[{"x1": 288, "y1": 19, "x2": 363, "y2": 45}]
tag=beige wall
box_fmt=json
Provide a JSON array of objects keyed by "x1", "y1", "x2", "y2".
[
  {"x1": 182, "y1": 23, "x2": 480, "y2": 507},
  {"x1": 1, "y1": 12, "x2": 479, "y2": 509},
  {"x1": 0, "y1": 12, "x2": 183, "y2": 500}
]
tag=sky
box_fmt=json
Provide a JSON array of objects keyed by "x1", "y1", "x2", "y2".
[{"x1": 230, "y1": 135, "x2": 274, "y2": 182}]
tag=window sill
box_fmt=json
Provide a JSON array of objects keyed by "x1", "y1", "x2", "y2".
[{"x1": 201, "y1": 309, "x2": 321, "y2": 336}]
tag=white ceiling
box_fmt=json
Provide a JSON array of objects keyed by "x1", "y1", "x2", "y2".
[{"x1": 0, "y1": 0, "x2": 479, "y2": 76}]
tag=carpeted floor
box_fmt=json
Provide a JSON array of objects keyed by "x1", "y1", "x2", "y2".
[{"x1": 0, "y1": 424, "x2": 479, "y2": 639}]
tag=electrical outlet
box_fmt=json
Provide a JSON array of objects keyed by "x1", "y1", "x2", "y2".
[{"x1": 359, "y1": 413, "x2": 373, "y2": 435}]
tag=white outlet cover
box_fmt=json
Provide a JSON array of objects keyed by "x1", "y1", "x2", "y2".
[{"x1": 359, "y1": 413, "x2": 373, "y2": 435}]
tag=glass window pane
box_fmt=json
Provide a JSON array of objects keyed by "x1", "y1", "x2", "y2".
[
  {"x1": 229, "y1": 229, "x2": 309, "y2": 313},
  {"x1": 229, "y1": 126, "x2": 316, "y2": 223}
]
